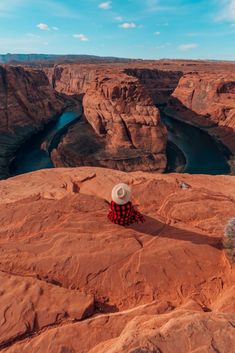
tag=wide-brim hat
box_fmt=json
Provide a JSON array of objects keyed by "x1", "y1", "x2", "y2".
[{"x1": 111, "y1": 183, "x2": 132, "y2": 205}]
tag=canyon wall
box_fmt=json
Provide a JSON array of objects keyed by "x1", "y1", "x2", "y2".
[
  {"x1": 50, "y1": 63, "x2": 235, "y2": 173},
  {"x1": 50, "y1": 65, "x2": 168, "y2": 172},
  {"x1": 1, "y1": 61, "x2": 234, "y2": 179},
  {"x1": 165, "y1": 72, "x2": 235, "y2": 155},
  {"x1": 124, "y1": 68, "x2": 183, "y2": 104},
  {"x1": 0, "y1": 65, "x2": 65, "y2": 179}
]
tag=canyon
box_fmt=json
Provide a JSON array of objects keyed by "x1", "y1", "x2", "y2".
[
  {"x1": 48, "y1": 61, "x2": 235, "y2": 173},
  {"x1": 51, "y1": 68, "x2": 167, "y2": 172},
  {"x1": 0, "y1": 65, "x2": 65, "y2": 179},
  {"x1": 1, "y1": 60, "x2": 235, "y2": 178},
  {"x1": 0, "y1": 59, "x2": 235, "y2": 352},
  {"x1": 165, "y1": 72, "x2": 235, "y2": 155},
  {"x1": 0, "y1": 167, "x2": 234, "y2": 352}
]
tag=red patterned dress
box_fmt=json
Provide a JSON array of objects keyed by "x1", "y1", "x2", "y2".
[{"x1": 108, "y1": 201, "x2": 145, "y2": 226}]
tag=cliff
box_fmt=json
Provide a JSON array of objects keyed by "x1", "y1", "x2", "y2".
[
  {"x1": 165, "y1": 72, "x2": 235, "y2": 155},
  {"x1": 0, "y1": 65, "x2": 65, "y2": 179},
  {"x1": 50, "y1": 65, "x2": 168, "y2": 172},
  {"x1": 49, "y1": 62, "x2": 235, "y2": 173},
  {"x1": 124, "y1": 68, "x2": 183, "y2": 104},
  {"x1": 0, "y1": 167, "x2": 234, "y2": 352}
]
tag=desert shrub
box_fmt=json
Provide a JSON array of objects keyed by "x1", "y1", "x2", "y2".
[{"x1": 223, "y1": 218, "x2": 235, "y2": 263}]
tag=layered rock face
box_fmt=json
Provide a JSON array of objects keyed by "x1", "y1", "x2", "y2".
[
  {"x1": 50, "y1": 64, "x2": 98, "y2": 95},
  {"x1": 50, "y1": 66, "x2": 168, "y2": 172},
  {"x1": 165, "y1": 72, "x2": 235, "y2": 154},
  {"x1": 49, "y1": 62, "x2": 235, "y2": 173},
  {"x1": 0, "y1": 65, "x2": 65, "y2": 179},
  {"x1": 124, "y1": 68, "x2": 183, "y2": 104},
  {"x1": 0, "y1": 167, "x2": 234, "y2": 352}
]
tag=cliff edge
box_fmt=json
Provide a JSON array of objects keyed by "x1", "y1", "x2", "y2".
[{"x1": 0, "y1": 167, "x2": 234, "y2": 352}]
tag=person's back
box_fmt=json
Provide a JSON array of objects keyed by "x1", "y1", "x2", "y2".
[{"x1": 108, "y1": 183, "x2": 145, "y2": 226}]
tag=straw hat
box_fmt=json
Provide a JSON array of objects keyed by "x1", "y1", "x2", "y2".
[{"x1": 111, "y1": 183, "x2": 132, "y2": 205}]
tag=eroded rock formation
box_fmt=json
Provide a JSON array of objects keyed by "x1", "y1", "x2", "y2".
[
  {"x1": 49, "y1": 61, "x2": 235, "y2": 173},
  {"x1": 124, "y1": 68, "x2": 183, "y2": 104},
  {"x1": 0, "y1": 167, "x2": 234, "y2": 352},
  {"x1": 0, "y1": 65, "x2": 65, "y2": 179},
  {"x1": 50, "y1": 65, "x2": 168, "y2": 172},
  {"x1": 1, "y1": 60, "x2": 235, "y2": 178},
  {"x1": 165, "y1": 72, "x2": 235, "y2": 155}
]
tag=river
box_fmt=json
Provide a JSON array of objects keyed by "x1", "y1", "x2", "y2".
[
  {"x1": 10, "y1": 110, "x2": 230, "y2": 176},
  {"x1": 161, "y1": 112, "x2": 230, "y2": 175},
  {"x1": 11, "y1": 111, "x2": 80, "y2": 176}
]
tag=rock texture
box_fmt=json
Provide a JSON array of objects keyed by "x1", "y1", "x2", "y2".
[
  {"x1": 165, "y1": 72, "x2": 235, "y2": 155},
  {"x1": 48, "y1": 61, "x2": 235, "y2": 172},
  {"x1": 124, "y1": 68, "x2": 183, "y2": 105},
  {"x1": 50, "y1": 65, "x2": 168, "y2": 172},
  {"x1": 1, "y1": 60, "x2": 235, "y2": 179},
  {"x1": 0, "y1": 272, "x2": 93, "y2": 349},
  {"x1": 0, "y1": 167, "x2": 234, "y2": 352},
  {"x1": 0, "y1": 65, "x2": 65, "y2": 179}
]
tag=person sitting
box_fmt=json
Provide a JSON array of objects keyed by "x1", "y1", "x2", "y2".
[{"x1": 108, "y1": 183, "x2": 145, "y2": 227}]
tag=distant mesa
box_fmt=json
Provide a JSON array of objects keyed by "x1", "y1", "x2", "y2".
[{"x1": 0, "y1": 53, "x2": 133, "y2": 65}]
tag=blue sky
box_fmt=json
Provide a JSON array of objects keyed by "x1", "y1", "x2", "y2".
[{"x1": 0, "y1": 0, "x2": 234, "y2": 60}]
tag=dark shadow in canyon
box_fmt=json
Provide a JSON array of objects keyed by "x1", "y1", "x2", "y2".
[
  {"x1": 161, "y1": 99, "x2": 232, "y2": 175},
  {"x1": 124, "y1": 68, "x2": 183, "y2": 105},
  {"x1": 130, "y1": 215, "x2": 222, "y2": 250},
  {"x1": 164, "y1": 96, "x2": 233, "y2": 160}
]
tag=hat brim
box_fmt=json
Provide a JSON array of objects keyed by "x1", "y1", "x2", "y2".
[{"x1": 111, "y1": 184, "x2": 132, "y2": 205}]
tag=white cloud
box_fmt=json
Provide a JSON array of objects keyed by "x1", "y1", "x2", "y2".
[
  {"x1": 73, "y1": 33, "x2": 89, "y2": 41},
  {"x1": 217, "y1": 0, "x2": 235, "y2": 23},
  {"x1": 37, "y1": 23, "x2": 50, "y2": 31},
  {"x1": 36, "y1": 23, "x2": 59, "y2": 32},
  {"x1": 178, "y1": 43, "x2": 198, "y2": 51},
  {"x1": 119, "y1": 22, "x2": 136, "y2": 29},
  {"x1": 154, "y1": 31, "x2": 161, "y2": 35},
  {"x1": 99, "y1": 1, "x2": 111, "y2": 10},
  {"x1": 114, "y1": 16, "x2": 123, "y2": 21}
]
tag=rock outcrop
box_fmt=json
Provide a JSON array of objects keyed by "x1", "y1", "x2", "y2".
[
  {"x1": 124, "y1": 68, "x2": 183, "y2": 104},
  {"x1": 0, "y1": 65, "x2": 65, "y2": 179},
  {"x1": 0, "y1": 167, "x2": 234, "y2": 352},
  {"x1": 49, "y1": 61, "x2": 235, "y2": 173},
  {"x1": 165, "y1": 72, "x2": 235, "y2": 155},
  {"x1": 50, "y1": 65, "x2": 168, "y2": 172},
  {"x1": 1, "y1": 60, "x2": 234, "y2": 179}
]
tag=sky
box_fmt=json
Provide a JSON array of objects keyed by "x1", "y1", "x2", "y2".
[{"x1": 0, "y1": 0, "x2": 234, "y2": 60}]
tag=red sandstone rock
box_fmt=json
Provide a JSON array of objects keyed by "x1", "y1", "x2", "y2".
[
  {"x1": 48, "y1": 61, "x2": 235, "y2": 172},
  {"x1": 124, "y1": 68, "x2": 183, "y2": 104},
  {"x1": 0, "y1": 167, "x2": 234, "y2": 352},
  {"x1": 1, "y1": 61, "x2": 233, "y2": 178},
  {"x1": 0, "y1": 65, "x2": 65, "y2": 179},
  {"x1": 0, "y1": 272, "x2": 93, "y2": 349},
  {"x1": 49, "y1": 65, "x2": 169, "y2": 172},
  {"x1": 165, "y1": 72, "x2": 235, "y2": 154}
]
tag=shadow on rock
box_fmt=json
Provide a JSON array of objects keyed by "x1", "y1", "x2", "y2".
[{"x1": 130, "y1": 215, "x2": 222, "y2": 249}]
